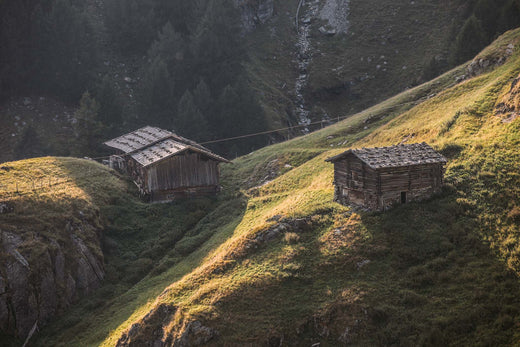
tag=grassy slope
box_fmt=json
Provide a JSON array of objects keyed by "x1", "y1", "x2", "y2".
[
  {"x1": 36, "y1": 29, "x2": 520, "y2": 345},
  {"x1": 0, "y1": 157, "x2": 127, "y2": 346},
  {"x1": 0, "y1": 157, "x2": 127, "y2": 260},
  {"x1": 0, "y1": 158, "x2": 235, "y2": 345}
]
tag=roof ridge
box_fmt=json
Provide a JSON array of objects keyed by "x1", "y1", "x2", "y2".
[{"x1": 325, "y1": 142, "x2": 447, "y2": 169}]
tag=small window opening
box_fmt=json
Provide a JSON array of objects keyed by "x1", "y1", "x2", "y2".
[{"x1": 401, "y1": 192, "x2": 407, "y2": 204}]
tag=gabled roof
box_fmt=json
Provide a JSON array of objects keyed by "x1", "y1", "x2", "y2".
[
  {"x1": 325, "y1": 142, "x2": 446, "y2": 169},
  {"x1": 103, "y1": 126, "x2": 174, "y2": 153},
  {"x1": 104, "y1": 126, "x2": 231, "y2": 167},
  {"x1": 131, "y1": 138, "x2": 230, "y2": 167}
]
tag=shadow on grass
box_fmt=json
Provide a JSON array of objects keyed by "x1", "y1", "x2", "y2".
[
  {"x1": 353, "y1": 194, "x2": 520, "y2": 346},
  {"x1": 33, "y1": 160, "x2": 248, "y2": 346},
  {"x1": 193, "y1": 192, "x2": 520, "y2": 346}
]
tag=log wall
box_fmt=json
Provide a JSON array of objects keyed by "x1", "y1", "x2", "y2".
[
  {"x1": 333, "y1": 156, "x2": 444, "y2": 211},
  {"x1": 122, "y1": 152, "x2": 221, "y2": 202},
  {"x1": 145, "y1": 152, "x2": 219, "y2": 192}
]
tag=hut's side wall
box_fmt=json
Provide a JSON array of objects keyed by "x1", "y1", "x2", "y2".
[
  {"x1": 333, "y1": 155, "x2": 379, "y2": 209},
  {"x1": 145, "y1": 152, "x2": 220, "y2": 201},
  {"x1": 377, "y1": 163, "x2": 444, "y2": 210}
]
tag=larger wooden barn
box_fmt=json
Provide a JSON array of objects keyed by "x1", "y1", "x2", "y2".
[
  {"x1": 104, "y1": 126, "x2": 230, "y2": 202},
  {"x1": 326, "y1": 142, "x2": 446, "y2": 211}
]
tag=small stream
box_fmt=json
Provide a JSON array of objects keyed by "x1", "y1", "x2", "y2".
[{"x1": 294, "y1": 0, "x2": 320, "y2": 131}]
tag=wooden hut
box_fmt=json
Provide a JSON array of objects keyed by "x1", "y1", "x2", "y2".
[
  {"x1": 325, "y1": 142, "x2": 446, "y2": 211},
  {"x1": 104, "y1": 126, "x2": 230, "y2": 202}
]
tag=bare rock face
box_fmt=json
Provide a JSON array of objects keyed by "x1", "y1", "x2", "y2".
[
  {"x1": 116, "y1": 303, "x2": 218, "y2": 347},
  {"x1": 175, "y1": 320, "x2": 217, "y2": 347},
  {"x1": 234, "y1": 0, "x2": 274, "y2": 32},
  {"x1": 467, "y1": 43, "x2": 515, "y2": 78},
  {"x1": 0, "y1": 223, "x2": 105, "y2": 340},
  {"x1": 495, "y1": 74, "x2": 520, "y2": 123}
]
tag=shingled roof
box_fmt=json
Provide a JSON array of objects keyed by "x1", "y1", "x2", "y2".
[
  {"x1": 104, "y1": 126, "x2": 230, "y2": 167},
  {"x1": 103, "y1": 126, "x2": 174, "y2": 153},
  {"x1": 326, "y1": 142, "x2": 446, "y2": 169}
]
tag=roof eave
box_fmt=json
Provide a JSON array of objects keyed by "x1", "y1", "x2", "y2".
[
  {"x1": 139, "y1": 146, "x2": 231, "y2": 168},
  {"x1": 325, "y1": 149, "x2": 353, "y2": 163}
]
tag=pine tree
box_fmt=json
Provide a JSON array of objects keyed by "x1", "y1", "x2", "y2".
[
  {"x1": 95, "y1": 75, "x2": 123, "y2": 135},
  {"x1": 175, "y1": 90, "x2": 209, "y2": 141},
  {"x1": 473, "y1": 0, "x2": 502, "y2": 39},
  {"x1": 14, "y1": 126, "x2": 44, "y2": 160},
  {"x1": 193, "y1": 78, "x2": 212, "y2": 117},
  {"x1": 139, "y1": 57, "x2": 174, "y2": 127},
  {"x1": 42, "y1": 0, "x2": 99, "y2": 101},
  {"x1": 217, "y1": 83, "x2": 265, "y2": 135},
  {"x1": 152, "y1": 0, "x2": 195, "y2": 35},
  {"x1": 74, "y1": 92, "x2": 102, "y2": 156},
  {"x1": 498, "y1": 0, "x2": 520, "y2": 33},
  {"x1": 190, "y1": 0, "x2": 244, "y2": 92},
  {"x1": 104, "y1": 0, "x2": 154, "y2": 53},
  {"x1": 450, "y1": 15, "x2": 488, "y2": 65},
  {"x1": 148, "y1": 22, "x2": 190, "y2": 96}
]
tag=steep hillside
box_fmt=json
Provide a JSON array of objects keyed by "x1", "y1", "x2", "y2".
[
  {"x1": 246, "y1": 0, "x2": 470, "y2": 128},
  {"x1": 0, "y1": 0, "x2": 487, "y2": 162},
  {"x1": 29, "y1": 29, "x2": 520, "y2": 346},
  {"x1": 0, "y1": 158, "x2": 125, "y2": 342},
  {"x1": 0, "y1": 157, "x2": 232, "y2": 345}
]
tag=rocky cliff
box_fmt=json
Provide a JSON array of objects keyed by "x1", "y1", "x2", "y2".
[
  {"x1": 234, "y1": 0, "x2": 274, "y2": 31},
  {"x1": 0, "y1": 157, "x2": 127, "y2": 341},
  {"x1": 0, "y1": 218, "x2": 104, "y2": 339}
]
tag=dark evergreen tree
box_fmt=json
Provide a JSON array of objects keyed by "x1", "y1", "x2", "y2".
[
  {"x1": 190, "y1": 0, "x2": 245, "y2": 92},
  {"x1": 104, "y1": 0, "x2": 155, "y2": 53},
  {"x1": 193, "y1": 79, "x2": 213, "y2": 118},
  {"x1": 450, "y1": 15, "x2": 488, "y2": 65},
  {"x1": 95, "y1": 75, "x2": 123, "y2": 136},
  {"x1": 498, "y1": 0, "x2": 520, "y2": 33},
  {"x1": 152, "y1": 0, "x2": 195, "y2": 35},
  {"x1": 175, "y1": 90, "x2": 209, "y2": 141},
  {"x1": 215, "y1": 80, "x2": 267, "y2": 155},
  {"x1": 14, "y1": 126, "x2": 45, "y2": 160},
  {"x1": 148, "y1": 22, "x2": 190, "y2": 97},
  {"x1": 421, "y1": 55, "x2": 448, "y2": 82},
  {"x1": 73, "y1": 92, "x2": 102, "y2": 156},
  {"x1": 473, "y1": 0, "x2": 502, "y2": 39},
  {"x1": 37, "y1": 0, "x2": 99, "y2": 102},
  {"x1": 139, "y1": 57, "x2": 174, "y2": 127}
]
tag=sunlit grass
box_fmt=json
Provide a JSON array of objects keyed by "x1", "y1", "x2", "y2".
[{"x1": 32, "y1": 28, "x2": 520, "y2": 346}]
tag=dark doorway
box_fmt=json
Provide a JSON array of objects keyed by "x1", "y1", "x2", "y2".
[{"x1": 401, "y1": 192, "x2": 407, "y2": 204}]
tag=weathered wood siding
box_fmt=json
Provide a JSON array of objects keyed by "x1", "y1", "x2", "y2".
[
  {"x1": 333, "y1": 156, "x2": 444, "y2": 211},
  {"x1": 377, "y1": 164, "x2": 443, "y2": 209},
  {"x1": 333, "y1": 155, "x2": 379, "y2": 209},
  {"x1": 146, "y1": 152, "x2": 219, "y2": 192}
]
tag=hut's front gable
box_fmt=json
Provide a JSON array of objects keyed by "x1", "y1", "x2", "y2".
[{"x1": 326, "y1": 143, "x2": 446, "y2": 211}]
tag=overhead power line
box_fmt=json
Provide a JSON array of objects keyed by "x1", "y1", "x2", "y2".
[
  {"x1": 199, "y1": 116, "x2": 347, "y2": 145},
  {"x1": 89, "y1": 97, "x2": 424, "y2": 160},
  {"x1": 199, "y1": 98, "x2": 424, "y2": 145}
]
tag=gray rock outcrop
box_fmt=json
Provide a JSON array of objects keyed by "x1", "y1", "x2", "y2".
[
  {"x1": 0, "y1": 223, "x2": 105, "y2": 340},
  {"x1": 234, "y1": 0, "x2": 274, "y2": 32},
  {"x1": 116, "y1": 303, "x2": 218, "y2": 347}
]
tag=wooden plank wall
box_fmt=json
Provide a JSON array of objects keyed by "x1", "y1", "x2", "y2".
[
  {"x1": 146, "y1": 152, "x2": 219, "y2": 192},
  {"x1": 333, "y1": 156, "x2": 444, "y2": 210}
]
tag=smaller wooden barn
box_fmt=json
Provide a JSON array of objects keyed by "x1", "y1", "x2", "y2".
[
  {"x1": 325, "y1": 142, "x2": 446, "y2": 211},
  {"x1": 104, "y1": 126, "x2": 230, "y2": 202}
]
